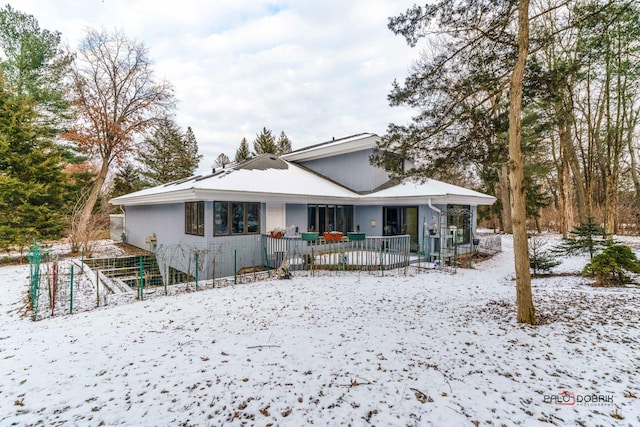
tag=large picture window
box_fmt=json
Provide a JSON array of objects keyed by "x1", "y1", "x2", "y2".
[
  {"x1": 307, "y1": 205, "x2": 353, "y2": 233},
  {"x1": 185, "y1": 201, "x2": 205, "y2": 236},
  {"x1": 214, "y1": 202, "x2": 260, "y2": 236}
]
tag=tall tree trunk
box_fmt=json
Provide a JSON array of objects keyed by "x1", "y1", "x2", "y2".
[
  {"x1": 76, "y1": 160, "x2": 110, "y2": 246},
  {"x1": 628, "y1": 112, "x2": 640, "y2": 216},
  {"x1": 498, "y1": 164, "x2": 513, "y2": 233},
  {"x1": 508, "y1": 0, "x2": 535, "y2": 325},
  {"x1": 565, "y1": 137, "x2": 586, "y2": 221},
  {"x1": 558, "y1": 109, "x2": 575, "y2": 238}
]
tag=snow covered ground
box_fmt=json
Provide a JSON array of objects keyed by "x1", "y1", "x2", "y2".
[{"x1": 1, "y1": 234, "x2": 639, "y2": 426}]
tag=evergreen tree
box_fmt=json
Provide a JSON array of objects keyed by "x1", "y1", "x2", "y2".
[
  {"x1": 553, "y1": 216, "x2": 612, "y2": 259},
  {"x1": 529, "y1": 235, "x2": 560, "y2": 277},
  {"x1": 183, "y1": 127, "x2": 201, "y2": 172},
  {"x1": 253, "y1": 127, "x2": 277, "y2": 155},
  {"x1": 137, "y1": 118, "x2": 202, "y2": 186},
  {"x1": 276, "y1": 131, "x2": 292, "y2": 155},
  {"x1": 110, "y1": 163, "x2": 145, "y2": 200},
  {"x1": 235, "y1": 137, "x2": 251, "y2": 162},
  {"x1": 583, "y1": 245, "x2": 640, "y2": 286},
  {"x1": 0, "y1": 73, "x2": 68, "y2": 249},
  {"x1": 385, "y1": 0, "x2": 536, "y2": 324},
  {"x1": 214, "y1": 153, "x2": 230, "y2": 169},
  {"x1": 0, "y1": 5, "x2": 71, "y2": 121},
  {"x1": 0, "y1": 7, "x2": 73, "y2": 249}
]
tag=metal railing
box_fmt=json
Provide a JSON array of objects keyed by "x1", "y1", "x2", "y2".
[{"x1": 262, "y1": 234, "x2": 411, "y2": 272}]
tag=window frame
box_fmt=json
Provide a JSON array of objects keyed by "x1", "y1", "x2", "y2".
[
  {"x1": 185, "y1": 201, "x2": 205, "y2": 236},
  {"x1": 446, "y1": 204, "x2": 471, "y2": 245},
  {"x1": 213, "y1": 201, "x2": 260, "y2": 236}
]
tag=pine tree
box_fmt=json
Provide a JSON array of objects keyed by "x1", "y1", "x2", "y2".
[
  {"x1": 553, "y1": 216, "x2": 612, "y2": 259},
  {"x1": 529, "y1": 235, "x2": 560, "y2": 277},
  {"x1": 137, "y1": 118, "x2": 202, "y2": 186},
  {"x1": 0, "y1": 6, "x2": 73, "y2": 249},
  {"x1": 276, "y1": 131, "x2": 292, "y2": 155},
  {"x1": 235, "y1": 137, "x2": 251, "y2": 162},
  {"x1": 110, "y1": 163, "x2": 145, "y2": 200},
  {"x1": 0, "y1": 73, "x2": 68, "y2": 249},
  {"x1": 253, "y1": 127, "x2": 277, "y2": 155},
  {"x1": 0, "y1": 5, "x2": 71, "y2": 121},
  {"x1": 182, "y1": 127, "x2": 201, "y2": 173}
]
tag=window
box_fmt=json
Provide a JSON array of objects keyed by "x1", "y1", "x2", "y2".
[
  {"x1": 185, "y1": 201, "x2": 205, "y2": 236},
  {"x1": 307, "y1": 205, "x2": 353, "y2": 233},
  {"x1": 446, "y1": 204, "x2": 471, "y2": 245},
  {"x1": 214, "y1": 201, "x2": 228, "y2": 235},
  {"x1": 214, "y1": 202, "x2": 260, "y2": 235}
]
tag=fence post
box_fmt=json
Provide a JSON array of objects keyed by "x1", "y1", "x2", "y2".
[
  {"x1": 235, "y1": 249, "x2": 239, "y2": 284},
  {"x1": 70, "y1": 264, "x2": 74, "y2": 314},
  {"x1": 195, "y1": 251, "x2": 199, "y2": 291},
  {"x1": 51, "y1": 262, "x2": 57, "y2": 316},
  {"x1": 380, "y1": 243, "x2": 384, "y2": 277},
  {"x1": 263, "y1": 246, "x2": 270, "y2": 279},
  {"x1": 139, "y1": 255, "x2": 144, "y2": 300},
  {"x1": 28, "y1": 242, "x2": 41, "y2": 321},
  {"x1": 96, "y1": 270, "x2": 100, "y2": 307}
]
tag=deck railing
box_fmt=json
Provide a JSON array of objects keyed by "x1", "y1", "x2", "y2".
[{"x1": 261, "y1": 234, "x2": 411, "y2": 272}]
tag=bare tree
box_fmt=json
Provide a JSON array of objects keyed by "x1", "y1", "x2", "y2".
[
  {"x1": 215, "y1": 153, "x2": 230, "y2": 169},
  {"x1": 64, "y1": 28, "x2": 174, "y2": 241}
]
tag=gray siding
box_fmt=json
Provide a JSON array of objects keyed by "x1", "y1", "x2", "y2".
[
  {"x1": 285, "y1": 204, "x2": 307, "y2": 232},
  {"x1": 354, "y1": 206, "x2": 382, "y2": 237},
  {"x1": 124, "y1": 203, "x2": 264, "y2": 280},
  {"x1": 298, "y1": 149, "x2": 389, "y2": 192}
]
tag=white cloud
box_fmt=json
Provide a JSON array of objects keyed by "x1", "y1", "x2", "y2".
[{"x1": 11, "y1": 0, "x2": 418, "y2": 172}]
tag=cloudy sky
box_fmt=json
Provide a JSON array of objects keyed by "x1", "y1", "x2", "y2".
[{"x1": 14, "y1": 0, "x2": 420, "y2": 172}]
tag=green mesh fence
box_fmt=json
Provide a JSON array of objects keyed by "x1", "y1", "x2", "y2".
[{"x1": 27, "y1": 241, "x2": 42, "y2": 321}]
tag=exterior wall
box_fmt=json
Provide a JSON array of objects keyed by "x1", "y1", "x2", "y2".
[
  {"x1": 124, "y1": 202, "x2": 265, "y2": 280},
  {"x1": 285, "y1": 204, "x2": 307, "y2": 232},
  {"x1": 354, "y1": 205, "x2": 383, "y2": 236},
  {"x1": 123, "y1": 201, "x2": 483, "y2": 280},
  {"x1": 298, "y1": 149, "x2": 390, "y2": 192}
]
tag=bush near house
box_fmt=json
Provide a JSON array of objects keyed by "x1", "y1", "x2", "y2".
[{"x1": 582, "y1": 245, "x2": 640, "y2": 287}]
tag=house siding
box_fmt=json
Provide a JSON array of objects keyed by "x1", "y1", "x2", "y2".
[
  {"x1": 124, "y1": 203, "x2": 266, "y2": 280},
  {"x1": 354, "y1": 206, "x2": 382, "y2": 237},
  {"x1": 285, "y1": 204, "x2": 307, "y2": 232},
  {"x1": 298, "y1": 149, "x2": 389, "y2": 192}
]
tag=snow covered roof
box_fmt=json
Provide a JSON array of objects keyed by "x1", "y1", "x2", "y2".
[
  {"x1": 281, "y1": 133, "x2": 380, "y2": 162},
  {"x1": 365, "y1": 179, "x2": 495, "y2": 206},
  {"x1": 110, "y1": 154, "x2": 495, "y2": 207},
  {"x1": 109, "y1": 154, "x2": 360, "y2": 206}
]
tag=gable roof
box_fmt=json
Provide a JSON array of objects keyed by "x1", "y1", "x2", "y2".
[
  {"x1": 109, "y1": 153, "x2": 495, "y2": 207},
  {"x1": 281, "y1": 133, "x2": 379, "y2": 162}
]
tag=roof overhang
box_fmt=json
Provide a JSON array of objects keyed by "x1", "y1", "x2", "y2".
[
  {"x1": 356, "y1": 194, "x2": 497, "y2": 206},
  {"x1": 282, "y1": 133, "x2": 380, "y2": 162}
]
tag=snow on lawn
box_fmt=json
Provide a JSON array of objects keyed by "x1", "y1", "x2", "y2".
[{"x1": 1, "y1": 234, "x2": 639, "y2": 426}]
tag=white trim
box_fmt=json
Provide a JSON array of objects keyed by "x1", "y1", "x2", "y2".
[{"x1": 281, "y1": 134, "x2": 379, "y2": 162}]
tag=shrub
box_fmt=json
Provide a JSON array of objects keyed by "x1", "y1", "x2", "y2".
[{"x1": 582, "y1": 245, "x2": 640, "y2": 286}]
